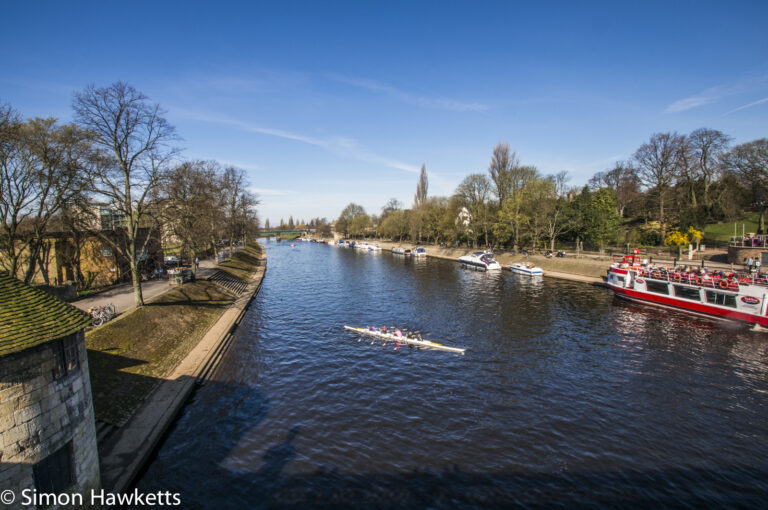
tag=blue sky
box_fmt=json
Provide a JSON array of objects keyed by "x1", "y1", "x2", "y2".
[{"x1": 2, "y1": 1, "x2": 767, "y2": 225}]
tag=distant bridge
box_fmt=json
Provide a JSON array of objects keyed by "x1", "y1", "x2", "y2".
[{"x1": 258, "y1": 229, "x2": 308, "y2": 236}]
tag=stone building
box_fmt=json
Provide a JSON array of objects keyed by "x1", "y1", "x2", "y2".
[{"x1": 0, "y1": 271, "x2": 100, "y2": 507}]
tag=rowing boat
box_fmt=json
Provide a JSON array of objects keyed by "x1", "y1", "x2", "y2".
[{"x1": 343, "y1": 326, "x2": 466, "y2": 354}]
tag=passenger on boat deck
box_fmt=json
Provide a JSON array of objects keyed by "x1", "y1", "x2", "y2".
[
  {"x1": 381, "y1": 326, "x2": 387, "y2": 333},
  {"x1": 394, "y1": 329, "x2": 403, "y2": 337},
  {"x1": 369, "y1": 325, "x2": 376, "y2": 331}
]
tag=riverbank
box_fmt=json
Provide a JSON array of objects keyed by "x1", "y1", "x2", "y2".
[
  {"x1": 90, "y1": 242, "x2": 267, "y2": 492},
  {"x1": 364, "y1": 241, "x2": 607, "y2": 284}
]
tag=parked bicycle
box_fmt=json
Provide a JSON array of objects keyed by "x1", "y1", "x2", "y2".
[{"x1": 88, "y1": 303, "x2": 116, "y2": 327}]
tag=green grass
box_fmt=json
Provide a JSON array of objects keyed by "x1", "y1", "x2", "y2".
[
  {"x1": 86, "y1": 242, "x2": 264, "y2": 426},
  {"x1": 218, "y1": 243, "x2": 264, "y2": 281},
  {"x1": 703, "y1": 212, "x2": 760, "y2": 243}
]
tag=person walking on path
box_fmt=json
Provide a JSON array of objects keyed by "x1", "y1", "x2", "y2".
[
  {"x1": 748, "y1": 257, "x2": 754, "y2": 274},
  {"x1": 756, "y1": 258, "x2": 761, "y2": 275},
  {"x1": 195, "y1": 257, "x2": 200, "y2": 271}
]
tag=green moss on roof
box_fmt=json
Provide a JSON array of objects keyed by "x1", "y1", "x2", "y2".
[{"x1": 0, "y1": 271, "x2": 92, "y2": 357}]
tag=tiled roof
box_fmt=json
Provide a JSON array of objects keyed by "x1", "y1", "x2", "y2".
[{"x1": 0, "y1": 271, "x2": 92, "y2": 357}]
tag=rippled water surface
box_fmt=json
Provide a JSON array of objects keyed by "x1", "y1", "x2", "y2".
[{"x1": 136, "y1": 240, "x2": 768, "y2": 508}]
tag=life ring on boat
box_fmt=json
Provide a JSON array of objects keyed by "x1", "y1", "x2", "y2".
[
  {"x1": 651, "y1": 271, "x2": 660, "y2": 279},
  {"x1": 695, "y1": 276, "x2": 703, "y2": 285},
  {"x1": 718, "y1": 279, "x2": 729, "y2": 289},
  {"x1": 673, "y1": 273, "x2": 681, "y2": 282}
]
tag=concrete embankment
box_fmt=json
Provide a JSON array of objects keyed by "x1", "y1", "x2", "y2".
[
  {"x1": 98, "y1": 244, "x2": 267, "y2": 493},
  {"x1": 364, "y1": 240, "x2": 607, "y2": 285}
]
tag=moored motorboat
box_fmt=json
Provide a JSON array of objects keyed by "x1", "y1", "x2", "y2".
[
  {"x1": 413, "y1": 247, "x2": 426, "y2": 258},
  {"x1": 510, "y1": 262, "x2": 543, "y2": 276},
  {"x1": 368, "y1": 243, "x2": 382, "y2": 251},
  {"x1": 459, "y1": 251, "x2": 501, "y2": 271},
  {"x1": 392, "y1": 246, "x2": 412, "y2": 256},
  {"x1": 605, "y1": 254, "x2": 768, "y2": 328},
  {"x1": 343, "y1": 326, "x2": 465, "y2": 354}
]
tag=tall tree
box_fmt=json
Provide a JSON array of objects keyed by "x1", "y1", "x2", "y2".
[
  {"x1": 488, "y1": 142, "x2": 519, "y2": 207},
  {"x1": 634, "y1": 132, "x2": 684, "y2": 242},
  {"x1": 163, "y1": 161, "x2": 220, "y2": 273},
  {"x1": 0, "y1": 110, "x2": 90, "y2": 283},
  {"x1": 689, "y1": 128, "x2": 731, "y2": 213},
  {"x1": 414, "y1": 164, "x2": 428, "y2": 208},
  {"x1": 455, "y1": 173, "x2": 493, "y2": 247},
  {"x1": 724, "y1": 139, "x2": 768, "y2": 232},
  {"x1": 336, "y1": 203, "x2": 366, "y2": 237},
  {"x1": 498, "y1": 164, "x2": 539, "y2": 251},
  {"x1": 380, "y1": 198, "x2": 402, "y2": 220},
  {"x1": 73, "y1": 82, "x2": 178, "y2": 306}
]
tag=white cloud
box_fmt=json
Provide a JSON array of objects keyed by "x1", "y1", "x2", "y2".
[
  {"x1": 170, "y1": 107, "x2": 421, "y2": 174},
  {"x1": 665, "y1": 95, "x2": 717, "y2": 113},
  {"x1": 327, "y1": 73, "x2": 489, "y2": 112},
  {"x1": 724, "y1": 97, "x2": 768, "y2": 116}
]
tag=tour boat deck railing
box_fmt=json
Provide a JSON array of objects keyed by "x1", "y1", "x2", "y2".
[{"x1": 730, "y1": 235, "x2": 768, "y2": 247}]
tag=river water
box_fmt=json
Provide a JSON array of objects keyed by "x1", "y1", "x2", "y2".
[{"x1": 135, "y1": 240, "x2": 768, "y2": 508}]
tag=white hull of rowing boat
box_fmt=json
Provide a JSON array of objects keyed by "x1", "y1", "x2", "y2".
[{"x1": 343, "y1": 326, "x2": 466, "y2": 354}]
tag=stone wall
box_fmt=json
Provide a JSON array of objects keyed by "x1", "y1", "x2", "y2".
[
  {"x1": 728, "y1": 246, "x2": 768, "y2": 266},
  {"x1": 0, "y1": 331, "x2": 100, "y2": 508}
]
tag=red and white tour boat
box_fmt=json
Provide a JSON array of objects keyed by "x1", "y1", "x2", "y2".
[{"x1": 605, "y1": 255, "x2": 768, "y2": 328}]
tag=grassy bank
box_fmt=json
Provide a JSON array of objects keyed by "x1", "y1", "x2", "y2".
[{"x1": 86, "y1": 243, "x2": 263, "y2": 425}]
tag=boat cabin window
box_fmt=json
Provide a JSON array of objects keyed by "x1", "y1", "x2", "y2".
[
  {"x1": 616, "y1": 276, "x2": 625, "y2": 285},
  {"x1": 645, "y1": 280, "x2": 670, "y2": 295},
  {"x1": 704, "y1": 291, "x2": 737, "y2": 308},
  {"x1": 673, "y1": 285, "x2": 702, "y2": 301}
]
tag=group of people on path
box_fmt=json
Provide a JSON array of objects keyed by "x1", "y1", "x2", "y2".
[{"x1": 747, "y1": 257, "x2": 762, "y2": 275}]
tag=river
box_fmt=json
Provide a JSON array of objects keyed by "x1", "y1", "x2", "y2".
[{"x1": 135, "y1": 239, "x2": 768, "y2": 508}]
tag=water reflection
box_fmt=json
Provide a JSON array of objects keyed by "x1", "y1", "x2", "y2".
[{"x1": 136, "y1": 240, "x2": 768, "y2": 507}]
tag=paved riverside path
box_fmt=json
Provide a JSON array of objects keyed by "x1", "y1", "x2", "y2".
[{"x1": 72, "y1": 258, "x2": 216, "y2": 314}]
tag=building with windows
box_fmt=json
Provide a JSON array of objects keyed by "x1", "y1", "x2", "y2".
[{"x1": 0, "y1": 271, "x2": 100, "y2": 506}]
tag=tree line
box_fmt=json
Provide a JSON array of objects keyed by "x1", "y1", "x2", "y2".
[
  {"x1": 1, "y1": 82, "x2": 259, "y2": 306},
  {"x1": 337, "y1": 132, "x2": 767, "y2": 252}
]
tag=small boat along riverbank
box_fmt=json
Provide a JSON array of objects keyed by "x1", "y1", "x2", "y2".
[
  {"x1": 93, "y1": 243, "x2": 267, "y2": 493},
  {"x1": 347, "y1": 240, "x2": 606, "y2": 285}
]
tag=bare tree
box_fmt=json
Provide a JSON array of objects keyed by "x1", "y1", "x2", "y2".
[
  {"x1": 0, "y1": 109, "x2": 90, "y2": 283},
  {"x1": 724, "y1": 139, "x2": 768, "y2": 232},
  {"x1": 634, "y1": 132, "x2": 684, "y2": 242},
  {"x1": 488, "y1": 142, "x2": 519, "y2": 207},
  {"x1": 689, "y1": 128, "x2": 731, "y2": 213},
  {"x1": 163, "y1": 161, "x2": 221, "y2": 273},
  {"x1": 73, "y1": 82, "x2": 178, "y2": 306}
]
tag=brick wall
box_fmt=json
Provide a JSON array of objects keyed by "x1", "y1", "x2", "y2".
[{"x1": 0, "y1": 331, "x2": 100, "y2": 507}]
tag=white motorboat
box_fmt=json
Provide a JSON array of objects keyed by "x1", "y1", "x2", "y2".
[
  {"x1": 368, "y1": 243, "x2": 382, "y2": 251},
  {"x1": 458, "y1": 251, "x2": 502, "y2": 271},
  {"x1": 510, "y1": 262, "x2": 543, "y2": 276},
  {"x1": 413, "y1": 247, "x2": 427, "y2": 258},
  {"x1": 392, "y1": 246, "x2": 412, "y2": 256}
]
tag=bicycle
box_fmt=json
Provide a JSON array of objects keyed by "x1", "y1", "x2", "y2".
[{"x1": 88, "y1": 303, "x2": 116, "y2": 327}]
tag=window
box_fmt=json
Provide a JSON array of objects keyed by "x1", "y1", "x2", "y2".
[
  {"x1": 52, "y1": 334, "x2": 80, "y2": 379},
  {"x1": 705, "y1": 291, "x2": 737, "y2": 308},
  {"x1": 645, "y1": 280, "x2": 670, "y2": 295},
  {"x1": 34, "y1": 442, "x2": 74, "y2": 494},
  {"x1": 674, "y1": 285, "x2": 702, "y2": 301}
]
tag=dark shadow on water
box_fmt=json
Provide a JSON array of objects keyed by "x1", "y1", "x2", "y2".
[{"x1": 132, "y1": 379, "x2": 768, "y2": 509}]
